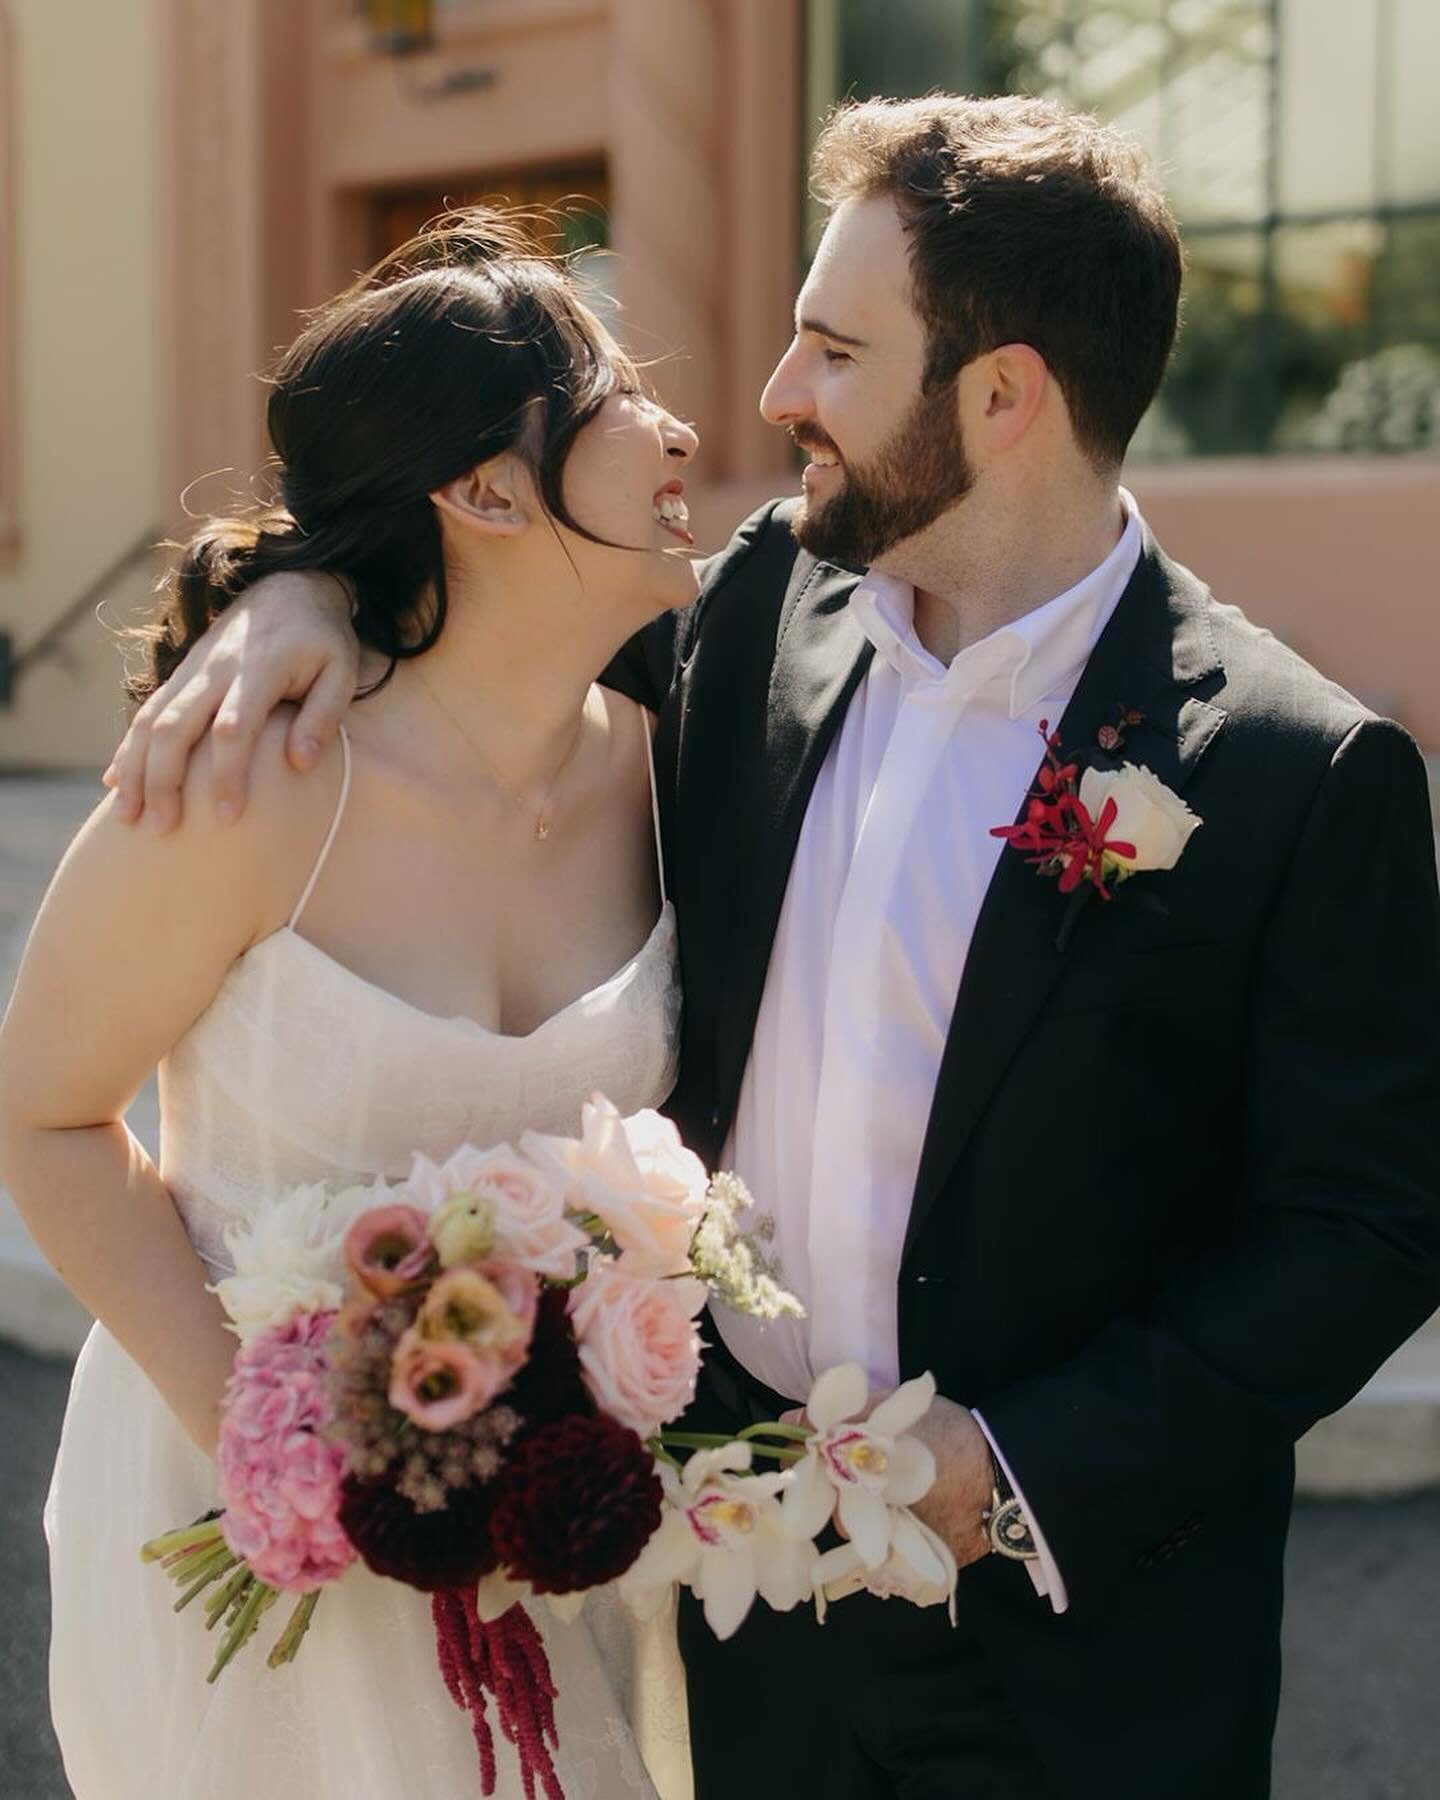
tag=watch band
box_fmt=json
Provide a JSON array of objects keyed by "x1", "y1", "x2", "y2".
[{"x1": 982, "y1": 1454, "x2": 1039, "y2": 1562}]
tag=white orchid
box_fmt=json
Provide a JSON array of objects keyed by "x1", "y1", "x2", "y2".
[
  {"x1": 211, "y1": 1178, "x2": 391, "y2": 1342},
  {"x1": 619, "y1": 1444, "x2": 815, "y2": 1640},
  {"x1": 814, "y1": 1509, "x2": 958, "y2": 1624},
  {"x1": 781, "y1": 1363, "x2": 939, "y2": 1569}
]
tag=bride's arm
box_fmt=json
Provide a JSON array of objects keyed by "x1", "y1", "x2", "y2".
[{"x1": 0, "y1": 726, "x2": 329, "y2": 1458}]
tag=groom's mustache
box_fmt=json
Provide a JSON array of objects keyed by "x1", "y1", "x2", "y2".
[{"x1": 789, "y1": 424, "x2": 844, "y2": 461}]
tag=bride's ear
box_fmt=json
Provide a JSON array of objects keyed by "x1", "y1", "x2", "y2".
[{"x1": 429, "y1": 454, "x2": 532, "y2": 538}]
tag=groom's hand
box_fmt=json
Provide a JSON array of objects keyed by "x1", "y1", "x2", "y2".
[
  {"x1": 105, "y1": 570, "x2": 359, "y2": 833},
  {"x1": 895, "y1": 1392, "x2": 993, "y2": 1570}
]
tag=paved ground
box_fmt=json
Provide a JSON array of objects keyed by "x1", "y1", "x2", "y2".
[{"x1": 2, "y1": 1344, "x2": 1438, "y2": 1798}]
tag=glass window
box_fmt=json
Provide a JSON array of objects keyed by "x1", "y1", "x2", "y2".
[
  {"x1": 1383, "y1": 0, "x2": 1440, "y2": 206},
  {"x1": 821, "y1": 0, "x2": 1440, "y2": 455},
  {"x1": 1158, "y1": 0, "x2": 1271, "y2": 224},
  {"x1": 839, "y1": 0, "x2": 985, "y2": 99},
  {"x1": 1276, "y1": 0, "x2": 1380, "y2": 215},
  {"x1": 1154, "y1": 230, "x2": 1273, "y2": 454}
]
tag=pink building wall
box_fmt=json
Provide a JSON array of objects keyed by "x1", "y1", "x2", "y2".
[{"x1": 158, "y1": 0, "x2": 1440, "y2": 752}]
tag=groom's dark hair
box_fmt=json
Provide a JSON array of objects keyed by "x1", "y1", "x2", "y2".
[{"x1": 811, "y1": 95, "x2": 1183, "y2": 470}]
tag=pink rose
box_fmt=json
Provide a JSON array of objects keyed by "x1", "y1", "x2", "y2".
[
  {"x1": 525, "y1": 1096, "x2": 709, "y2": 1276},
  {"x1": 388, "y1": 1329, "x2": 508, "y2": 1432},
  {"x1": 568, "y1": 1258, "x2": 706, "y2": 1439},
  {"x1": 344, "y1": 1204, "x2": 436, "y2": 1299},
  {"x1": 407, "y1": 1145, "x2": 587, "y2": 1281}
]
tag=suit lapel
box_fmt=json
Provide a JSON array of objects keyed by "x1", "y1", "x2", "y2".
[
  {"x1": 710, "y1": 557, "x2": 873, "y2": 1123},
  {"x1": 902, "y1": 533, "x2": 1227, "y2": 1263}
]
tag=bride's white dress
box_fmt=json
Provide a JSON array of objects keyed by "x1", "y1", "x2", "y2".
[{"x1": 45, "y1": 724, "x2": 691, "y2": 1799}]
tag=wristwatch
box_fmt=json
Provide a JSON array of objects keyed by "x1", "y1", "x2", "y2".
[{"x1": 982, "y1": 1454, "x2": 1039, "y2": 1562}]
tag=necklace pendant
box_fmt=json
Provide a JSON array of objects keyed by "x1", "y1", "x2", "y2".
[{"x1": 535, "y1": 818, "x2": 550, "y2": 842}]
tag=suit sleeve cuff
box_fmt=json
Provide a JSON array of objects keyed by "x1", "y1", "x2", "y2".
[{"x1": 972, "y1": 1409, "x2": 1070, "y2": 1615}]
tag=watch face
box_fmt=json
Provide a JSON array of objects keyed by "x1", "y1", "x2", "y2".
[{"x1": 990, "y1": 1496, "x2": 1038, "y2": 1560}]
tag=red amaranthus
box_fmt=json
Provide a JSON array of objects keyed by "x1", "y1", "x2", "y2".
[{"x1": 433, "y1": 1591, "x2": 561, "y2": 1800}]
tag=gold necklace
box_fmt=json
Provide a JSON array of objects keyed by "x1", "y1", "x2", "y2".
[{"x1": 415, "y1": 670, "x2": 593, "y2": 842}]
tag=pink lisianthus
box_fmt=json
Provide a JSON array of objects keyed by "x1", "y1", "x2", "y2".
[
  {"x1": 216, "y1": 1311, "x2": 355, "y2": 1592},
  {"x1": 388, "y1": 1332, "x2": 505, "y2": 1432},
  {"x1": 567, "y1": 1258, "x2": 706, "y2": 1439},
  {"x1": 344, "y1": 1204, "x2": 436, "y2": 1299},
  {"x1": 390, "y1": 1260, "x2": 539, "y2": 1430},
  {"x1": 415, "y1": 1262, "x2": 538, "y2": 1351}
]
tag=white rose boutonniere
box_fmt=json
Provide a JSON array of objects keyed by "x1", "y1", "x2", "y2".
[
  {"x1": 1077, "y1": 762, "x2": 1201, "y2": 881},
  {"x1": 991, "y1": 717, "x2": 1202, "y2": 915}
]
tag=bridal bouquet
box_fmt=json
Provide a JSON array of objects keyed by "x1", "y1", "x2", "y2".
[{"x1": 142, "y1": 1096, "x2": 956, "y2": 1799}]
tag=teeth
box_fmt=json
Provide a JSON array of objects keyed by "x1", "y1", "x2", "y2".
[
  {"x1": 809, "y1": 451, "x2": 839, "y2": 467},
  {"x1": 653, "y1": 495, "x2": 690, "y2": 527}
]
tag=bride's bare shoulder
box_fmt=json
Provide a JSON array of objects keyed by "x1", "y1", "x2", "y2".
[
  {"x1": 72, "y1": 710, "x2": 348, "y2": 931},
  {"x1": 188, "y1": 708, "x2": 345, "y2": 831}
]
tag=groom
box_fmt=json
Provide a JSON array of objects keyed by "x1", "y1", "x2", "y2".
[{"x1": 109, "y1": 96, "x2": 1440, "y2": 1798}]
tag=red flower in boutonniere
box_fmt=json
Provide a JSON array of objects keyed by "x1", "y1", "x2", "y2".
[{"x1": 991, "y1": 721, "x2": 1201, "y2": 902}]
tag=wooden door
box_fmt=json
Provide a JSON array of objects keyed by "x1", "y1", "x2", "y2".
[{"x1": 367, "y1": 161, "x2": 609, "y2": 264}]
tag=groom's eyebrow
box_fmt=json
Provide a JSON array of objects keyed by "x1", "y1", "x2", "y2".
[{"x1": 798, "y1": 315, "x2": 869, "y2": 349}]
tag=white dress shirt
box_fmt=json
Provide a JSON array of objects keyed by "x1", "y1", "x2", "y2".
[{"x1": 715, "y1": 490, "x2": 1144, "y2": 1615}]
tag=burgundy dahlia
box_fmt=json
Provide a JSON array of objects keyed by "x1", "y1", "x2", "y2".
[
  {"x1": 489, "y1": 1414, "x2": 662, "y2": 1594},
  {"x1": 338, "y1": 1471, "x2": 501, "y2": 1592},
  {"x1": 503, "y1": 1284, "x2": 593, "y2": 1433}
]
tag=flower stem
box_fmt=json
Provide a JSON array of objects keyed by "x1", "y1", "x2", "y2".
[
  {"x1": 654, "y1": 1429, "x2": 805, "y2": 1465},
  {"x1": 207, "y1": 1578, "x2": 277, "y2": 1684},
  {"x1": 737, "y1": 1421, "x2": 811, "y2": 1443},
  {"x1": 173, "y1": 1545, "x2": 239, "y2": 1613},
  {"x1": 141, "y1": 1516, "x2": 225, "y2": 1565},
  {"x1": 205, "y1": 1563, "x2": 255, "y2": 1631},
  {"x1": 267, "y1": 1591, "x2": 321, "y2": 1669}
]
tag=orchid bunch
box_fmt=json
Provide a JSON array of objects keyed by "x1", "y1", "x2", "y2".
[{"x1": 625, "y1": 1361, "x2": 958, "y2": 1641}]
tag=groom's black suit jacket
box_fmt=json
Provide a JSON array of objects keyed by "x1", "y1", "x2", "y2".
[{"x1": 606, "y1": 498, "x2": 1440, "y2": 1798}]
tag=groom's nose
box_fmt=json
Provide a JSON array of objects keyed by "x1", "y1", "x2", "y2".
[{"x1": 760, "y1": 338, "x2": 812, "y2": 428}]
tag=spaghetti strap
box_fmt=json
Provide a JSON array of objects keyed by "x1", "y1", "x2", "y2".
[
  {"x1": 288, "y1": 728, "x2": 353, "y2": 932},
  {"x1": 642, "y1": 709, "x2": 667, "y2": 907}
]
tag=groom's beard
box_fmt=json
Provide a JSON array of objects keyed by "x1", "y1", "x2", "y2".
[{"x1": 790, "y1": 382, "x2": 974, "y2": 569}]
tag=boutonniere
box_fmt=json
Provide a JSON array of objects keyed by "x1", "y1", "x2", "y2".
[{"x1": 991, "y1": 715, "x2": 1201, "y2": 905}]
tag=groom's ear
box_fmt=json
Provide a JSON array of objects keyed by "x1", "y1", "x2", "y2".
[
  {"x1": 965, "y1": 343, "x2": 1050, "y2": 453},
  {"x1": 429, "y1": 454, "x2": 532, "y2": 539}
]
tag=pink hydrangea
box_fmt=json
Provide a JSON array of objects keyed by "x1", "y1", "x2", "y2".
[{"x1": 217, "y1": 1310, "x2": 356, "y2": 1592}]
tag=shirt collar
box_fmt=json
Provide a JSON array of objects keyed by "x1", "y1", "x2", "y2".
[{"x1": 848, "y1": 488, "x2": 1144, "y2": 719}]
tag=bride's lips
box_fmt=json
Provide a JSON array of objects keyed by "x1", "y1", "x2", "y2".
[{"x1": 652, "y1": 479, "x2": 694, "y2": 546}]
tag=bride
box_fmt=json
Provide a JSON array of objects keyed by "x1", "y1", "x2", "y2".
[{"x1": 0, "y1": 211, "x2": 698, "y2": 1799}]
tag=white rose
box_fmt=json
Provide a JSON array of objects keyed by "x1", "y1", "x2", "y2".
[{"x1": 1078, "y1": 762, "x2": 1200, "y2": 877}]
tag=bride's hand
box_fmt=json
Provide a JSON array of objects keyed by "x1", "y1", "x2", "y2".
[{"x1": 105, "y1": 569, "x2": 360, "y2": 833}]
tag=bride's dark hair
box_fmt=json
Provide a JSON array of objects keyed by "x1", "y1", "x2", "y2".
[{"x1": 132, "y1": 208, "x2": 634, "y2": 701}]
